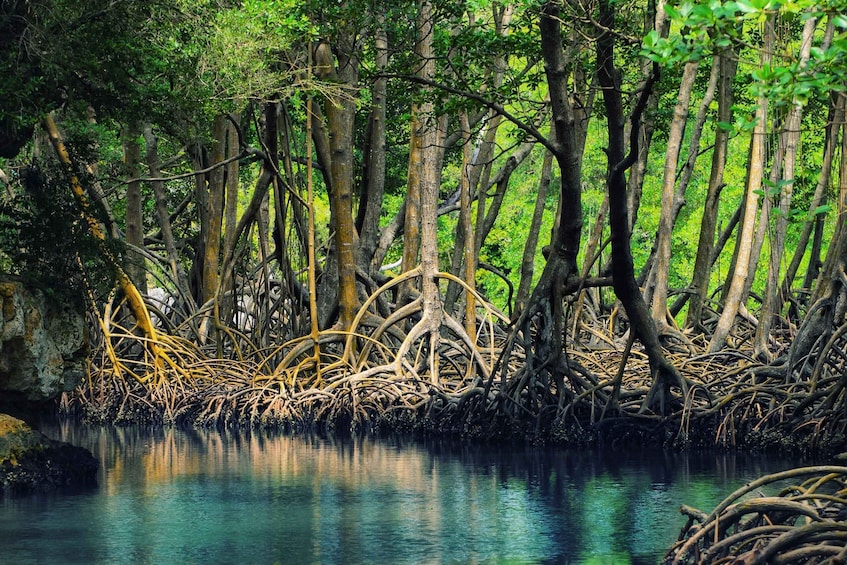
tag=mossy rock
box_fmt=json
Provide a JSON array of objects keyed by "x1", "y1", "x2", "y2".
[{"x1": 0, "y1": 413, "x2": 98, "y2": 495}]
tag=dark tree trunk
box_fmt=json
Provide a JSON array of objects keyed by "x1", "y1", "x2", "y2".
[{"x1": 596, "y1": 0, "x2": 686, "y2": 414}]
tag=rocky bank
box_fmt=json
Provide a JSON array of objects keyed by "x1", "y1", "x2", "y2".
[{"x1": 0, "y1": 278, "x2": 95, "y2": 494}]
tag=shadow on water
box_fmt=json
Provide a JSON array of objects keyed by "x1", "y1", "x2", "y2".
[{"x1": 0, "y1": 420, "x2": 800, "y2": 564}]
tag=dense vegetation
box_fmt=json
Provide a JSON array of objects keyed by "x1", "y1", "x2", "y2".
[{"x1": 0, "y1": 0, "x2": 846, "y2": 458}]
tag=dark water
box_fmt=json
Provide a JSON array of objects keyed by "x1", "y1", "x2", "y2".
[{"x1": 0, "y1": 421, "x2": 798, "y2": 564}]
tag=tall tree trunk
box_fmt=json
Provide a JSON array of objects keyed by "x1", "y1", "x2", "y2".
[
  {"x1": 356, "y1": 19, "x2": 388, "y2": 274},
  {"x1": 223, "y1": 115, "x2": 240, "y2": 259},
  {"x1": 515, "y1": 148, "x2": 553, "y2": 316},
  {"x1": 596, "y1": 0, "x2": 685, "y2": 413},
  {"x1": 122, "y1": 123, "x2": 147, "y2": 294},
  {"x1": 811, "y1": 94, "x2": 847, "y2": 308},
  {"x1": 782, "y1": 20, "x2": 841, "y2": 297},
  {"x1": 314, "y1": 39, "x2": 360, "y2": 330},
  {"x1": 202, "y1": 115, "x2": 227, "y2": 306},
  {"x1": 401, "y1": 112, "x2": 423, "y2": 280},
  {"x1": 198, "y1": 114, "x2": 228, "y2": 342},
  {"x1": 505, "y1": 1, "x2": 584, "y2": 396},
  {"x1": 709, "y1": 15, "x2": 775, "y2": 353},
  {"x1": 625, "y1": 5, "x2": 668, "y2": 234},
  {"x1": 459, "y1": 112, "x2": 476, "y2": 339},
  {"x1": 754, "y1": 15, "x2": 818, "y2": 360},
  {"x1": 791, "y1": 98, "x2": 847, "y2": 366},
  {"x1": 648, "y1": 60, "x2": 699, "y2": 324},
  {"x1": 143, "y1": 124, "x2": 190, "y2": 300},
  {"x1": 650, "y1": 56, "x2": 719, "y2": 319},
  {"x1": 410, "y1": 0, "x2": 446, "y2": 384},
  {"x1": 686, "y1": 51, "x2": 738, "y2": 329}
]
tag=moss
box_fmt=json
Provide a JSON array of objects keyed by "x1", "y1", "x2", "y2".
[
  {"x1": 0, "y1": 413, "x2": 98, "y2": 495},
  {"x1": 0, "y1": 414, "x2": 45, "y2": 465}
]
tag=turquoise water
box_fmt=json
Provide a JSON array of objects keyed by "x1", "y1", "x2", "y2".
[{"x1": 0, "y1": 422, "x2": 796, "y2": 564}]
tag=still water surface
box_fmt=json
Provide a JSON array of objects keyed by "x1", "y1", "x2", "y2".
[{"x1": 0, "y1": 421, "x2": 797, "y2": 564}]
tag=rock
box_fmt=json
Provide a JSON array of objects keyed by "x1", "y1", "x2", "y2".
[
  {"x1": 0, "y1": 278, "x2": 87, "y2": 410},
  {"x1": 0, "y1": 414, "x2": 97, "y2": 495}
]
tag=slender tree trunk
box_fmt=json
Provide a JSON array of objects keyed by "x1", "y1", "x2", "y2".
[
  {"x1": 650, "y1": 56, "x2": 719, "y2": 319},
  {"x1": 459, "y1": 112, "x2": 476, "y2": 339},
  {"x1": 625, "y1": 7, "x2": 667, "y2": 234},
  {"x1": 754, "y1": 15, "x2": 818, "y2": 359},
  {"x1": 742, "y1": 113, "x2": 788, "y2": 309},
  {"x1": 401, "y1": 112, "x2": 423, "y2": 278},
  {"x1": 709, "y1": 15, "x2": 775, "y2": 353},
  {"x1": 497, "y1": 1, "x2": 584, "y2": 407},
  {"x1": 411, "y1": 0, "x2": 446, "y2": 384},
  {"x1": 122, "y1": 123, "x2": 147, "y2": 294},
  {"x1": 197, "y1": 114, "x2": 228, "y2": 342},
  {"x1": 596, "y1": 0, "x2": 684, "y2": 413},
  {"x1": 201, "y1": 114, "x2": 227, "y2": 307},
  {"x1": 686, "y1": 51, "x2": 737, "y2": 329},
  {"x1": 783, "y1": 72, "x2": 842, "y2": 296},
  {"x1": 540, "y1": 3, "x2": 582, "y2": 274},
  {"x1": 648, "y1": 60, "x2": 699, "y2": 324},
  {"x1": 811, "y1": 93, "x2": 847, "y2": 308},
  {"x1": 356, "y1": 19, "x2": 388, "y2": 274},
  {"x1": 515, "y1": 148, "x2": 553, "y2": 316},
  {"x1": 223, "y1": 115, "x2": 240, "y2": 259},
  {"x1": 143, "y1": 125, "x2": 190, "y2": 299},
  {"x1": 314, "y1": 39, "x2": 360, "y2": 330}
]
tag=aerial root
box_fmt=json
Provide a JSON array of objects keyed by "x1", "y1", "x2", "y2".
[{"x1": 66, "y1": 279, "x2": 847, "y2": 452}]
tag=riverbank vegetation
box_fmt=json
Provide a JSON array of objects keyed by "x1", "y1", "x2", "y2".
[{"x1": 0, "y1": 0, "x2": 845, "y2": 458}]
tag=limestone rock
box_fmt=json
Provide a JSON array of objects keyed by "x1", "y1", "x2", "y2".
[
  {"x1": 0, "y1": 414, "x2": 98, "y2": 494},
  {"x1": 0, "y1": 278, "x2": 87, "y2": 404}
]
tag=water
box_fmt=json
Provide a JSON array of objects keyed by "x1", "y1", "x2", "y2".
[{"x1": 0, "y1": 421, "x2": 798, "y2": 564}]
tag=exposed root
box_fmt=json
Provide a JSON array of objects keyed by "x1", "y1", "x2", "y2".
[
  {"x1": 65, "y1": 271, "x2": 847, "y2": 458},
  {"x1": 664, "y1": 466, "x2": 847, "y2": 564}
]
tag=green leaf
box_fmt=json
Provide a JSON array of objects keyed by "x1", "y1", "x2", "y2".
[{"x1": 734, "y1": 0, "x2": 758, "y2": 13}]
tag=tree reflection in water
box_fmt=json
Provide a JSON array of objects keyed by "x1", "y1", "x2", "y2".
[{"x1": 0, "y1": 421, "x2": 797, "y2": 564}]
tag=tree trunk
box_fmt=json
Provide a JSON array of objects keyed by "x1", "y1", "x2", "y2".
[
  {"x1": 314, "y1": 39, "x2": 360, "y2": 330},
  {"x1": 356, "y1": 19, "x2": 388, "y2": 274},
  {"x1": 201, "y1": 115, "x2": 227, "y2": 308},
  {"x1": 411, "y1": 0, "x2": 446, "y2": 384},
  {"x1": 401, "y1": 112, "x2": 423, "y2": 291},
  {"x1": 596, "y1": 0, "x2": 685, "y2": 413},
  {"x1": 143, "y1": 124, "x2": 190, "y2": 300},
  {"x1": 122, "y1": 123, "x2": 147, "y2": 294},
  {"x1": 709, "y1": 15, "x2": 775, "y2": 353},
  {"x1": 648, "y1": 60, "x2": 699, "y2": 324},
  {"x1": 223, "y1": 114, "x2": 240, "y2": 259},
  {"x1": 459, "y1": 112, "x2": 476, "y2": 339},
  {"x1": 515, "y1": 148, "x2": 553, "y2": 316},
  {"x1": 497, "y1": 1, "x2": 585, "y2": 411},
  {"x1": 624, "y1": 7, "x2": 668, "y2": 234},
  {"x1": 811, "y1": 94, "x2": 847, "y2": 308},
  {"x1": 686, "y1": 51, "x2": 738, "y2": 329},
  {"x1": 782, "y1": 43, "x2": 842, "y2": 297},
  {"x1": 649, "y1": 56, "x2": 719, "y2": 320},
  {"x1": 754, "y1": 15, "x2": 818, "y2": 360}
]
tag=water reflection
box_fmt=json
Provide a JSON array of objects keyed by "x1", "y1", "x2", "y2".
[{"x1": 0, "y1": 422, "x2": 797, "y2": 564}]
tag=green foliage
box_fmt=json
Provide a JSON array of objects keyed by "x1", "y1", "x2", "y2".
[
  {"x1": 204, "y1": 0, "x2": 316, "y2": 106},
  {"x1": 0, "y1": 162, "x2": 116, "y2": 300},
  {"x1": 643, "y1": 0, "x2": 847, "y2": 109}
]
